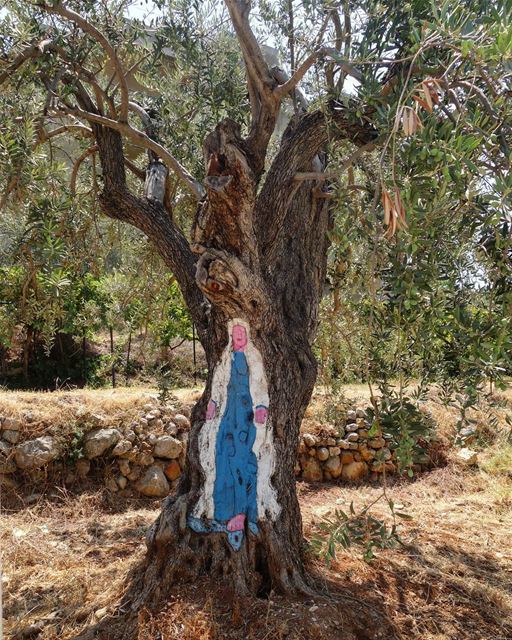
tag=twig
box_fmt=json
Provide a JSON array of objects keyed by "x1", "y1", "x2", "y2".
[{"x1": 70, "y1": 145, "x2": 98, "y2": 196}]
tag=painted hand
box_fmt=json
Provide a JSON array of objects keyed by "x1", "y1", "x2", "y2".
[
  {"x1": 254, "y1": 405, "x2": 268, "y2": 424},
  {"x1": 206, "y1": 399, "x2": 217, "y2": 421}
]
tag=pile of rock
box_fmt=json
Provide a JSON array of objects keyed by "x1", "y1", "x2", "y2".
[
  {"x1": 1, "y1": 401, "x2": 434, "y2": 496},
  {"x1": 297, "y1": 408, "x2": 401, "y2": 482},
  {"x1": 0, "y1": 402, "x2": 191, "y2": 498}
]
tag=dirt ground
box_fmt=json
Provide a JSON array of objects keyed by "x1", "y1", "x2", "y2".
[
  {"x1": 2, "y1": 385, "x2": 512, "y2": 640},
  {"x1": 3, "y1": 463, "x2": 512, "y2": 640}
]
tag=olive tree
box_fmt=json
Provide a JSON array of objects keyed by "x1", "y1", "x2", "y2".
[{"x1": 1, "y1": 0, "x2": 509, "y2": 618}]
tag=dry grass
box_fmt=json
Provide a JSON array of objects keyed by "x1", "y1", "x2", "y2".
[
  {"x1": 300, "y1": 465, "x2": 512, "y2": 640},
  {"x1": 3, "y1": 464, "x2": 512, "y2": 640},
  {"x1": 2, "y1": 490, "x2": 156, "y2": 639},
  {"x1": 2, "y1": 384, "x2": 512, "y2": 639}
]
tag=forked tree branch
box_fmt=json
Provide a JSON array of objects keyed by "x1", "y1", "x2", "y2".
[
  {"x1": 224, "y1": 0, "x2": 274, "y2": 101},
  {"x1": 223, "y1": 0, "x2": 282, "y2": 176},
  {"x1": 54, "y1": 104, "x2": 204, "y2": 199},
  {"x1": 1, "y1": 39, "x2": 202, "y2": 199},
  {"x1": 39, "y1": 1, "x2": 130, "y2": 122}
]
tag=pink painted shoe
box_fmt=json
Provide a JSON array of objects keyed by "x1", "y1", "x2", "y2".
[{"x1": 227, "y1": 513, "x2": 246, "y2": 532}]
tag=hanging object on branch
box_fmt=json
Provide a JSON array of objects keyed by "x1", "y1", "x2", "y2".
[{"x1": 144, "y1": 160, "x2": 168, "y2": 204}]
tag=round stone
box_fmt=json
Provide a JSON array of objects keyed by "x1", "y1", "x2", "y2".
[
  {"x1": 164, "y1": 460, "x2": 181, "y2": 481},
  {"x1": 173, "y1": 414, "x2": 190, "y2": 429},
  {"x1": 2, "y1": 430, "x2": 20, "y2": 444},
  {"x1": 301, "y1": 456, "x2": 323, "y2": 482},
  {"x1": 154, "y1": 435, "x2": 183, "y2": 459},
  {"x1": 341, "y1": 461, "x2": 368, "y2": 481},
  {"x1": 118, "y1": 459, "x2": 131, "y2": 476},
  {"x1": 15, "y1": 436, "x2": 60, "y2": 469},
  {"x1": 303, "y1": 433, "x2": 317, "y2": 448},
  {"x1": 136, "y1": 464, "x2": 170, "y2": 497},
  {"x1": 340, "y1": 452, "x2": 354, "y2": 465},
  {"x1": 324, "y1": 455, "x2": 342, "y2": 478},
  {"x1": 112, "y1": 439, "x2": 132, "y2": 456},
  {"x1": 317, "y1": 447, "x2": 329, "y2": 461},
  {"x1": 84, "y1": 429, "x2": 121, "y2": 459}
]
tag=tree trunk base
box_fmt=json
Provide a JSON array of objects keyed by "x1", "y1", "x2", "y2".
[
  {"x1": 133, "y1": 493, "x2": 314, "y2": 604},
  {"x1": 72, "y1": 492, "x2": 315, "y2": 640}
]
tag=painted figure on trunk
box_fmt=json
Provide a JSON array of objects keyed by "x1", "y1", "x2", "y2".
[{"x1": 188, "y1": 319, "x2": 279, "y2": 550}]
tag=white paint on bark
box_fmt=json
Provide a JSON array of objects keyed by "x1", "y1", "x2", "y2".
[{"x1": 193, "y1": 318, "x2": 280, "y2": 521}]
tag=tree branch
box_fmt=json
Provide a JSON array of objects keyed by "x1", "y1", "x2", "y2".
[
  {"x1": 255, "y1": 103, "x2": 377, "y2": 261},
  {"x1": 124, "y1": 158, "x2": 146, "y2": 181},
  {"x1": 89, "y1": 125, "x2": 208, "y2": 338},
  {"x1": 70, "y1": 144, "x2": 98, "y2": 195},
  {"x1": 223, "y1": 0, "x2": 280, "y2": 177},
  {"x1": 224, "y1": 0, "x2": 274, "y2": 100},
  {"x1": 54, "y1": 104, "x2": 204, "y2": 199},
  {"x1": 274, "y1": 47, "x2": 362, "y2": 100},
  {"x1": 0, "y1": 41, "x2": 49, "y2": 85},
  {"x1": 37, "y1": 123, "x2": 93, "y2": 144},
  {"x1": 39, "y1": 1, "x2": 130, "y2": 122},
  {"x1": 293, "y1": 142, "x2": 376, "y2": 181}
]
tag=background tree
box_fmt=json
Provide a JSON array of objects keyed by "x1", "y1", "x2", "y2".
[{"x1": 1, "y1": 0, "x2": 510, "y2": 627}]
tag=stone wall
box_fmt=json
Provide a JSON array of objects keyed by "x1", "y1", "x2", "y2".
[
  {"x1": 1, "y1": 401, "x2": 432, "y2": 497},
  {"x1": 1, "y1": 401, "x2": 191, "y2": 498},
  {"x1": 297, "y1": 408, "x2": 404, "y2": 483}
]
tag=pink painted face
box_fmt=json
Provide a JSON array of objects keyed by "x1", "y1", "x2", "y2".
[{"x1": 232, "y1": 324, "x2": 248, "y2": 351}]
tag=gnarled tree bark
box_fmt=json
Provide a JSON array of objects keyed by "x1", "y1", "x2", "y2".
[{"x1": 124, "y1": 104, "x2": 375, "y2": 604}]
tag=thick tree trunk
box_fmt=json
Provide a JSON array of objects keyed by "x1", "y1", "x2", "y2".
[
  {"x1": 126, "y1": 120, "x2": 334, "y2": 604},
  {"x1": 128, "y1": 317, "x2": 316, "y2": 612},
  {"x1": 88, "y1": 99, "x2": 374, "y2": 617}
]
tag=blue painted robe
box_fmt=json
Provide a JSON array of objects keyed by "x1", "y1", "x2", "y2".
[{"x1": 213, "y1": 350, "x2": 258, "y2": 525}]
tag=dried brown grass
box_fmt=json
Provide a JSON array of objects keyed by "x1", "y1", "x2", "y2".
[
  {"x1": 4, "y1": 462, "x2": 512, "y2": 640},
  {"x1": 3, "y1": 385, "x2": 512, "y2": 640},
  {"x1": 0, "y1": 386, "x2": 201, "y2": 442},
  {"x1": 2, "y1": 489, "x2": 156, "y2": 639}
]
